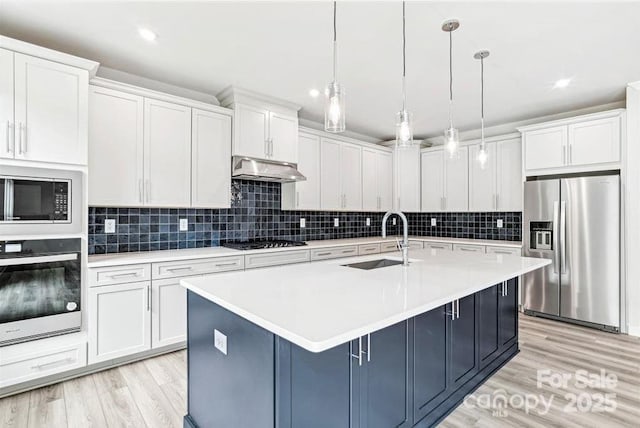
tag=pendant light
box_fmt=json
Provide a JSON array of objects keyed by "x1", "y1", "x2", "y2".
[
  {"x1": 395, "y1": 1, "x2": 413, "y2": 147},
  {"x1": 325, "y1": 1, "x2": 345, "y2": 133},
  {"x1": 474, "y1": 50, "x2": 490, "y2": 169},
  {"x1": 442, "y1": 19, "x2": 460, "y2": 157}
]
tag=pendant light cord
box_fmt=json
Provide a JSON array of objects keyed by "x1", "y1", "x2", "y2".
[
  {"x1": 332, "y1": 1, "x2": 337, "y2": 82},
  {"x1": 448, "y1": 29, "x2": 453, "y2": 128},
  {"x1": 480, "y1": 55, "x2": 485, "y2": 144},
  {"x1": 402, "y1": 0, "x2": 407, "y2": 110}
]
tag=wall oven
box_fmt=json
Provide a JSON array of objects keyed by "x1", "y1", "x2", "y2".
[
  {"x1": 0, "y1": 238, "x2": 82, "y2": 346},
  {"x1": 0, "y1": 166, "x2": 82, "y2": 236}
]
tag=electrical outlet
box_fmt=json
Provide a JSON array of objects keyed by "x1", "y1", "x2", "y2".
[
  {"x1": 334, "y1": 218, "x2": 339, "y2": 227},
  {"x1": 300, "y1": 218, "x2": 306, "y2": 228},
  {"x1": 497, "y1": 219, "x2": 504, "y2": 228},
  {"x1": 214, "y1": 329, "x2": 227, "y2": 355},
  {"x1": 105, "y1": 219, "x2": 116, "y2": 234},
  {"x1": 179, "y1": 218, "x2": 188, "y2": 231},
  {"x1": 392, "y1": 217, "x2": 397, "y2": 225},
  {"x1": 431, "y1": 218, "x2": 437, "y2": 227},
  {"x1": 366, "y1": 217, "x2": 371, "y2": 226}
]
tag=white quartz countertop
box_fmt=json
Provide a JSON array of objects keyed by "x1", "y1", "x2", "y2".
[
  {"x1": 87, "y1": 236, "x2": 521, "y2": 267},
  {"x1": 181, "y1": 249, "x2": 548, "y2": 353}
]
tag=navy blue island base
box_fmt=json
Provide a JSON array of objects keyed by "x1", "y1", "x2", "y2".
[{"x1": 183, "y1": 278, "x2": 519, "y2": 428}]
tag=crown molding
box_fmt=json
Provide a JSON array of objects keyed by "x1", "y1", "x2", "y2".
[{"x1": 217, "y1": 86, "x2": 301, "y2": 112}]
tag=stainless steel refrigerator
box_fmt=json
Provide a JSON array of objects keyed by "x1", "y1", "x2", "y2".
[{"x1": 523, "y1": 174, "x2": 620, "y2": 331}]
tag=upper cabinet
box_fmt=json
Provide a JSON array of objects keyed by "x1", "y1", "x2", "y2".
[
  {"x1": 520, "y1": 109, "x2": 623, "y2": 176},
  {"x1": 320, "y1": 138, "x2": 362, "y2": 211},
  {"x1": 1, "y1": 48, "x2": 91, "y2": 165},
  {"x1": 88, "y1": 83, "x2": 232, "y2": 208},
  {"x1": 421, "y1": 147, "x2": 468, "y2": 212},
  {"x1": 281, "y1": 131, "x2": 321, "y2": 210},
  {"x1": 217, "y1": 87, "x2": 300, "y2": 164},
  {"x1": 363, "y1": 148, "x2": 393, "y2": 211},
  {"x1": 394, "y1": 145, "x2": 421, "y2": 212},
  {"x1": 469, "y1": 137, "x2": 522, "y2": 212}
]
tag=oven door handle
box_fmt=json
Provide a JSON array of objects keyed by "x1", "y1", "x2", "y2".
[{"x1": 0, "y1": 253, "x2": 78, "y2": 267}]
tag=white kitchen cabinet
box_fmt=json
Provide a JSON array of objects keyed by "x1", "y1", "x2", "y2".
[
  {"x1": 0, "y1": 48, "x2": 14, "y2": 160},
  {"x1": 143, "y1": 98, "x2": 192, "y2": 207},
  {"x1": 151, "y1": 278, "x2": 187, "y2": 349},
  {"x1": 12, "y1": 53, "x2": 88, "y2": 165},
  {"x1": 523, "y1": 126, "x2": 567, "y2": 171},
  {"x1": 444, "y1": 147, "x2": 469, "y2": 211},
  {"x1": 191, "y1": 108, "x2": 231, "y2": 208},
  {"x1": 568, "y1": 116, "x2": 620, "y2": 166},
  {"x1": 421, "y1": 150, "x2": 444, "y2": 212},
  {"x1": 395, "y1": 145, "x2": 421, "y2": 212},
  {"x1": 496, "y1": 138, "x2": 523, "y2": 211},
  {"x1": 88, "y1": 282, "x2": 151, "y2": 364},
  {"x1": 469, "y1": 143, "x2": 497, "y2": 211},
  {"x1": 363, "y1": 148, "x2": 393, "y2": 211},
  {"x1": 320, "y1": 138, "x2": 362, "y2": 211},
  {"x1": 340, "y1": 142, "x2": 362, "y2": 210},
  {"x1": 282, "y1": 132, "x2": 321, "y2": 210},
  {"x1": 89, "y1": 86, "x2": 144, "y2": 206},
  {"x1": 233, "y1": 103, "x2": 298, "y2": 163}
]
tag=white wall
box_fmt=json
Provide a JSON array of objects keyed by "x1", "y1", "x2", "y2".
[{"x1": 625, "y1": 83, "x2": 640, "y2": 337}]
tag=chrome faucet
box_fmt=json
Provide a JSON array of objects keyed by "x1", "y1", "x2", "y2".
[{"x1": 382, "y1": 210, "x2": 409, "y2": 266}]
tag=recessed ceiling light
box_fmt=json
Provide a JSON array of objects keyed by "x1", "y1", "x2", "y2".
[
  {"x1": 309, "y1": 88, "x2": 320, "y2": 98},
  {"x1": 138, "y1": 27, "x2": 157, "y2": 42},
  {"x1": 554, "y1": 78, "x2": 572, "y2": 89}
]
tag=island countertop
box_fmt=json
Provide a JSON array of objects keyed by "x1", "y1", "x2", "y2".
[{"x1": 181, "y1": 249, "x2": 549, "y2": 353}]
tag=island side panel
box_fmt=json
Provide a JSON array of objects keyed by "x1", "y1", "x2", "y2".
[{"x1": 186, "y1": 291, "x2": 275, "y2": 428}]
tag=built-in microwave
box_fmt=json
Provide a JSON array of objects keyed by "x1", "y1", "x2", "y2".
[{"x1": 0, "y1": 166, "x2": 82, "y2": 236}]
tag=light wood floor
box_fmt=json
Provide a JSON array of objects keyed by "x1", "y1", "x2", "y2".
[{"x1": 1, "y1": 315, "x2": 638, "y2": 427}]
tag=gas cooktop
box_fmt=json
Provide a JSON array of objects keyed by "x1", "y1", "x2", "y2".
[{"x1": 222, "y1": 240, "x2": 307, "y2": 251}]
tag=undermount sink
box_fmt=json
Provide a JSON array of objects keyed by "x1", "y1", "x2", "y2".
[{"x1": 342, "y1": 258, "x2": 404, "y2": 270}]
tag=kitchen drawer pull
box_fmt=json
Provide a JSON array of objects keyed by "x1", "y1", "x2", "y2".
[
  {"x1": 108, "y1": 272, "x2": 139, "y2": 279},
  {"x1": 459, "y1": 247, "x2": 477, "y2": 252},
  {"x1": 316, "y1": 252, "x2": 332, "y2": 257},
  {"x1": 341, "y1": 249, "x2": 355, "y2": 254},
  {"x1": 431, "y1": 245, "x2": 446, "y2": 249},
  {"x1": 31, "y1": 357, "x2": 74, "y2": 370},
  {"x1": 493, "y1": 250, "x2": 515, "y2": 255},
  {"x1": 215, "y1": 261, "x2": 239, "y2": 267},
  {"x1": 166, "y1": 266, "x2": 194, "y2": 273}
]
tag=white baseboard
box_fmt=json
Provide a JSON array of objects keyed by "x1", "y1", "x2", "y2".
[{"x1": 627, "y1": 325, "x2": 640, "y2": 337}]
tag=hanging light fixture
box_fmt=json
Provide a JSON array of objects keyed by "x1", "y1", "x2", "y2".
[
  {"x1": 442, "y1": 19, "x2": 460, "y2": 157},
  {"x1": 474, "y1": 50, "x2": 490, "y2": 168},
  {"x1": 395, "y1": 1, "x2": 414, "y2": 147},
  {"x1": 325, "y1": 1, "x2": 345, "y2": 133}
]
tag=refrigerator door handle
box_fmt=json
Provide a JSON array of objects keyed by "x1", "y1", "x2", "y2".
[
  {"x1": 553, "y1": 201, "x2": 560, "y2": 274},
  {"x1": 560, "y1": 201, "x2": 567, "y2": 274}
]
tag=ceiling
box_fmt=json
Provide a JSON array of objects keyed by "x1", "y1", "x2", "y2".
[{"x1": 1, "y1": 1, "x2": 639, "y2": 141}]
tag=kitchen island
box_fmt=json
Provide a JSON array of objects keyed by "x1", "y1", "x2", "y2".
[{"x1": 180, "y1": 249, "x2": 549, "y2": 428}]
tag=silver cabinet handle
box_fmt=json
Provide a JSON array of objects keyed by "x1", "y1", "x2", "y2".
[
  {"x1": 138, "y1": 179, "x2": 143, "y2": 203},
  {"x1": 449, "y1": 301, "x2": 456, "y2": 320},
  {"x1": 367, "y1": 334, "x2": 371, "y2": 362},
  {"x1": 296, "y1": 191, "x2": 300, "y2": 208},
  {"x1": 456, "y1": 299, "x2": 460, "y2": 319},
  {"x1": 264, "y1": 139, "x2": 269, "y2": 157},
  {"x1": 351, "y1": 336, "x2": 363, "y2": 366},
  {"x1": 316, "y1": 252, "x2": 332, "y2": 257},
  {"x1": 562, "y1": 145, "x2": 567, "y2": 165},
  {"x1": 167, "y1": 266, "x2": 193, "y2": 273},
  {"x1": 109, "y1": 272, "x2": 139, "y2": 279},
  {"x1": 5, "y1": 121, "x2": 11, "y2": 153},
  {"x1": 31, "y1": 357, "x2": 74, "y2": 370},
  {"x1": 430, "y1": 245, "x2": 446, "y2": 250},
  {"x1": 568, "y1": 144, "x2": 572, "y2": 164},
  {"x1": 341, "y1": 249, "x2": 355, "y2": 254},
  {"x1": 493, "y1": 250, "x2": 514, "y2": 255},
  {"x1": 459, "y1": 247, "x2": 476, "y2": 252},
  {"x1": 270, "y1": 138, "x2": 274, "y2": 157},
  {"x1": 146, "y1": 285, "x2": 151, "y2": 311},
  {"x1": 17, "y1": 123, "x2": 23, "y2": 155},
  {"x1": 215, "y1": 261, "x2": 239, "y2": 268},
  {"x1": 146, "y1": 180, "x2": 150, "y2": 203},
  {"x1": 20, "y1": 123, "x2": 26, "y2": 154}
]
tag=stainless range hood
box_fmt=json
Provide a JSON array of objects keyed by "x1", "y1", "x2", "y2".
[{"x1": 231, "y1": 156, "x2": 306, "y2": 183}]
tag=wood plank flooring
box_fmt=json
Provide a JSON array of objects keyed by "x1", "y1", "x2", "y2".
[{"x1": 0, "y1": 315, "x2": 638, "y2": 427}]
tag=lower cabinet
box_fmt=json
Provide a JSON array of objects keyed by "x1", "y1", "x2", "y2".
[
  {"x1": 151, "y1": 278, "x2": 187, "y2": 348},
  {"x1": 500, "y1": 278, "x2": 519, "y2": 349},
  {"x1": 448, "y1": 295, "x2": 478, "y2": 389}
]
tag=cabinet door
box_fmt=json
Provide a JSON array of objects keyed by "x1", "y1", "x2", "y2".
[
  {"x1": 362, "y1": 148, "x2": 379, "y2": 211},
  {"x1": 568, "y1": 116, "x2": 620, "y2": 166},
  {"x1": 477, "y1": 285, "x2": 500, "y2": 370},
  {"x1": 88, "y1": 86, "x2": 144, "y2": 206},
  {"x1": 468, "y1": 143, "x2": 497, "y2": 212},
  {"x1": 191, "y1": 108, "x2": 231, "y2": 208},
  {"x1": 88, "y1": 282, "x2": 151, "y2": 364},
  {"x1": 496, "y1": 138, "x2": 523, "y2": 211},
  {"x1": 524, "y1": 126, "x2": 567, "y2": 171},
  {"x1": 14, "y1": 53, "x2": 88, "y2": 165},
  {"x1": 395, "y1": 146, "x2": 421, "y2": 212},
  {"x1": 499, "y1": 278, "x2": 518, "y2": 349},
  {"x1": 234, "y1": 103, "x2": 269, "y2": 159},
  {"x1": 360, "y1": 321, "x2": 411, "y2": 428},
  {"x1": 0, "y1": 48, "x2": 14, "y2": 160},
  {"x1": 449, "y1": 294, "x2": 477, "y2": 389},
  {"x1": 378, "y1": 152, "x2": 393, "y2": 211},
  {"x1": 283, "y1": 132, "x2": 320, "y2": 210},
  {"x1": 151, "y1": 278, "x2": 187, "y2": 348},
  {"x1": 320, "y1": 138, "x2": 342, "y2": 210},
  {"x1": 143, "y1": 98, "x2": 191, "y2": 207},
  {"x1": 269, "y1": 111, "x2": 298, "y2": 163},
  {"x1": 420, "y1": 151, "x2": 444, "y2": 212},
  {"x1": 341, "y1": 143, "x2": 362, "y2": 211},
  {"x1": 444, "y1": 146, "x2": 469, "y2": 212},
  {"x1": 413, "y1": 305, "x2": 449, "y2": 422}
]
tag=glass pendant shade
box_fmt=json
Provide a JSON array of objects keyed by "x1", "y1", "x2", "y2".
[
  {"x1": 395, "y1": 110, "x2": 413, "y2": 148},
  {"x1": 324, "y1": 81, "x2": 345, "y2": 133},
  {"x1": 444, "y1": 127, "x2": 459, "y2": 157},
  {"x1": 477, "y1": 144, "x2": 488, "y2": 169}
]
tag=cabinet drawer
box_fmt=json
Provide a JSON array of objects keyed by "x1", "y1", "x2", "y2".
[
  {"x1": 425, "y1": 242, "x2": 454, "y2": 251},
  {"x1": 380, "y1": 241, "x2": 400, "y2": 253},
  {"x1": 89, "y1": 264, "x2": 151, "y2": 287},
  {"x1": 245, "y1": 250, "x2": 310, "y2": 269},
  {"x1": 152, "y1": 256, "x2": 244, "y2": 280},
  {"x1": 0, "y1": 342, "x2": 87, "y2": 388},
  {"x1": 486, "y1": 246, "x2": 521, "y2": 256},
  {"x1": 408, "y1": 240, "x2": 424, "y2": 249},
  {"x1": 358, "y1": 243, "x2": 381, "y2": 255},
  {"x1": 453, "y1": 244, "x2": 486, "y2": 253},
  {"x1": 310, "y1": 246, "x2": 358, "y2": 261}
]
